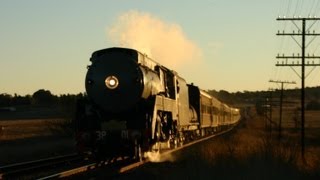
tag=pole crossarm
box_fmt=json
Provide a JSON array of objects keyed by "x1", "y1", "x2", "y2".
[
  {"x1": 277, "y1": 17, "x2": 320, "y2": 21},
  {"x1": 276, "y1": 56, "x2": 320, "y2": 66},
  {"x1": 276, "y1": 33, "x2": 320, "y2": 36},
  {"x1": 276, "y1": 64, "x2": 320, "y2": 66},
  {"x1": 276, "y1": 56, "x2": 320, "y2": 59},
  {"x1": 269, "y1": 80, "x2": 296, "y2": 84}
]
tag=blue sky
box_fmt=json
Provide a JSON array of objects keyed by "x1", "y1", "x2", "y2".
[{"x1": 1, "y1": 0, "x2": 320, "y2": 95}]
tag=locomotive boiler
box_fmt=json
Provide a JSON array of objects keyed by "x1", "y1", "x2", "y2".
[{"x1": 75, "y1": 47, "x2": 241, "y2": 161}]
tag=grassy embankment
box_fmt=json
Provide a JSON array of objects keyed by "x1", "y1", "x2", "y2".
[{"x1": 119, "y1": 108, "x2": 320, "y2": 179}]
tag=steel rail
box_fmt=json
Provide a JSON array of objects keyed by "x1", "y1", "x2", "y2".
[{"x1": 0, "y1": 153, "x2": 81, "y2": 179}]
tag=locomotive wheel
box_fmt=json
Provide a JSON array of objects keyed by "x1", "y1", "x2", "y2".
[
  {"x1": 178, "y1": 133, "x2": 184, "y2": 147},
  {"x1": 134, "y1": 139, "x2": 143, "y2": 162},
  {"x1": 152, "y1": 120, "x2": 162, "y2": 153}
]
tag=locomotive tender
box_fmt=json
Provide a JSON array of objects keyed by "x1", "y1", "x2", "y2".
[{"x1": 75, "y1": 47, "x2": 241, "y2": 160}]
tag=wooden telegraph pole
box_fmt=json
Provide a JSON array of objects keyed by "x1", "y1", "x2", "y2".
[
  {"x1": 276, "y1": 17, "x2": 320, "y2": 160},
  {"x1": 269, "y1": 80, "x2": 296, "y2": 140}
]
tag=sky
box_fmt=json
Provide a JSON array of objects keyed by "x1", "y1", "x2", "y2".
[{"x1": 1, "y1": 0, "x2": 320, "y2": 96}]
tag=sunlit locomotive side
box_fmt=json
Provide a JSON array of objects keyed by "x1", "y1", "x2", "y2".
[{"x1": 75, "y1": 47, "x2": 241, "y2": 160}]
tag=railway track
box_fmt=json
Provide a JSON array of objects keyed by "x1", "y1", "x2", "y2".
[
  {"x1": 0, "y1": 153, "x2": 84, "y2": 179},
  {"x1": 39, "y1": 126, "x2": 238, "y2": 179}
]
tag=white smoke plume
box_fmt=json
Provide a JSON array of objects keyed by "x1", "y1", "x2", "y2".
[{"x1": 107, "y1": 10, "x2": 202, "y2": 69}]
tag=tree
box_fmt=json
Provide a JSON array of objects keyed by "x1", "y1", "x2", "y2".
[
  {"x1": 32, "y1": 89, "x2": 56, "y2": 106},
  {"x1": 0, "y1": 93, "x2": 12, "y2": 107}
]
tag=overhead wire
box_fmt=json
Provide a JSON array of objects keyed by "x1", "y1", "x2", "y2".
[
  {"x1": 276, "y1": 0, "x2": 292, "y2": 82},
  {"x1": 293, "y1": 0, "x2": 301, "y2": 16},
  {"x1": 315, "y1": 0, "x2": 320, "y2": 17},
  {"x1": 273, "y1": 0, "x2": 287, "y2": 84},
  {"x1": 305, "y1": 0, "x2": 320, "y2": 87},
  {"x1": 309, "y1": 0, "x2": 316, "y2": 16},
  {"x1": 308, "y1": 67, "x2": 320, "y2": 86},
  {"x1": 273, "y1": 0, "x2": 320, "y2": 88},
  {"x1": 277, "y1": 0, "x2": 300, "y2": 86}
]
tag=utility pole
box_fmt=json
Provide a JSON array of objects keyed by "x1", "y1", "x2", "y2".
[
  {"x1": 269, "y1": 89, "x2": 273, "y2": 134},
  {"x1": 269, "y1": 80, "x2": 296, "y2": 140},
  {"x1": 265, "y1": 88, "x2": 274, "y2": 135},
  {"x1": 276, "y1": 17, "x2": 320, "y2": 160}
]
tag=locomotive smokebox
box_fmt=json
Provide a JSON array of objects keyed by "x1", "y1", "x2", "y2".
[
  {"x1": 85, "y1": 48, "x2": 163, "y2": 113},
  {"x1": 85, "y1": 48, "x2": 144, "y2": 113}
]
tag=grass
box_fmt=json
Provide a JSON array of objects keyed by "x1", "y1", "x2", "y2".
[
  {"x1": 0, "y1": 118, "x2": 70, "y2": 141},
  {"x1": 118, "y1": 108, "x2": 320, "y2": 180}
]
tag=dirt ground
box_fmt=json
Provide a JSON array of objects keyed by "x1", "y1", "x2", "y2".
[
  {"x1": 0, "y1": 119, "x2": 76, "y2": 165},
  {"x1": 0, "y1": 135, "x2": 76, "y2": 165}
]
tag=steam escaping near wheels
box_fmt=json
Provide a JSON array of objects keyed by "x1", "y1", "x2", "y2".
[{"x1": 144, "y1": 151, "x2": 175, "y2": 163}]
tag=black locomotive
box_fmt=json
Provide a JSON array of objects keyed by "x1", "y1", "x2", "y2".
[{"x1": 75, "y1": 47, "x2": 241, "y2": 160}]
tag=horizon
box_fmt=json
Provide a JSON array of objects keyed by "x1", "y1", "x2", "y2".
[{"x1": 2, "y1": 85, "x2": 320, "y2": 97}]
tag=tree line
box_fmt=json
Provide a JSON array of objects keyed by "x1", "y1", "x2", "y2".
[
  {"x1": 208, "y1": 86, "x2": 320, "y2": 113},
  {"x1": 1, "y1": 86, "x2": 320, "y2": 113},
  {"x1": 0, "y1": 89, "x2": 84, "y2": 107}
]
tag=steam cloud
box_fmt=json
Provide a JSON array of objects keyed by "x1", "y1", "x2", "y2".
[{"x1": 107, "y1": 10, "x2": 202, "y2": 69}]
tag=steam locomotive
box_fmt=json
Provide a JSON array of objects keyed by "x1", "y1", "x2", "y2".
[{"x1": 75, "y1": 47, "x2": 241, "y2": 161}]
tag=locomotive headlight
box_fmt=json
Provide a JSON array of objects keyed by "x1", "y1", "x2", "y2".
[{"x1": 105, "y1": 75, "x2": 119, "y2": 89}]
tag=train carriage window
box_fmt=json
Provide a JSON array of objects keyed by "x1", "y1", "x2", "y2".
[
  {"x1": 166, "y1": 72, "x2": 175, "y2": 99},
  {"x1": 176, "y1": 80, "x2": 180, "y2": 94}
]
